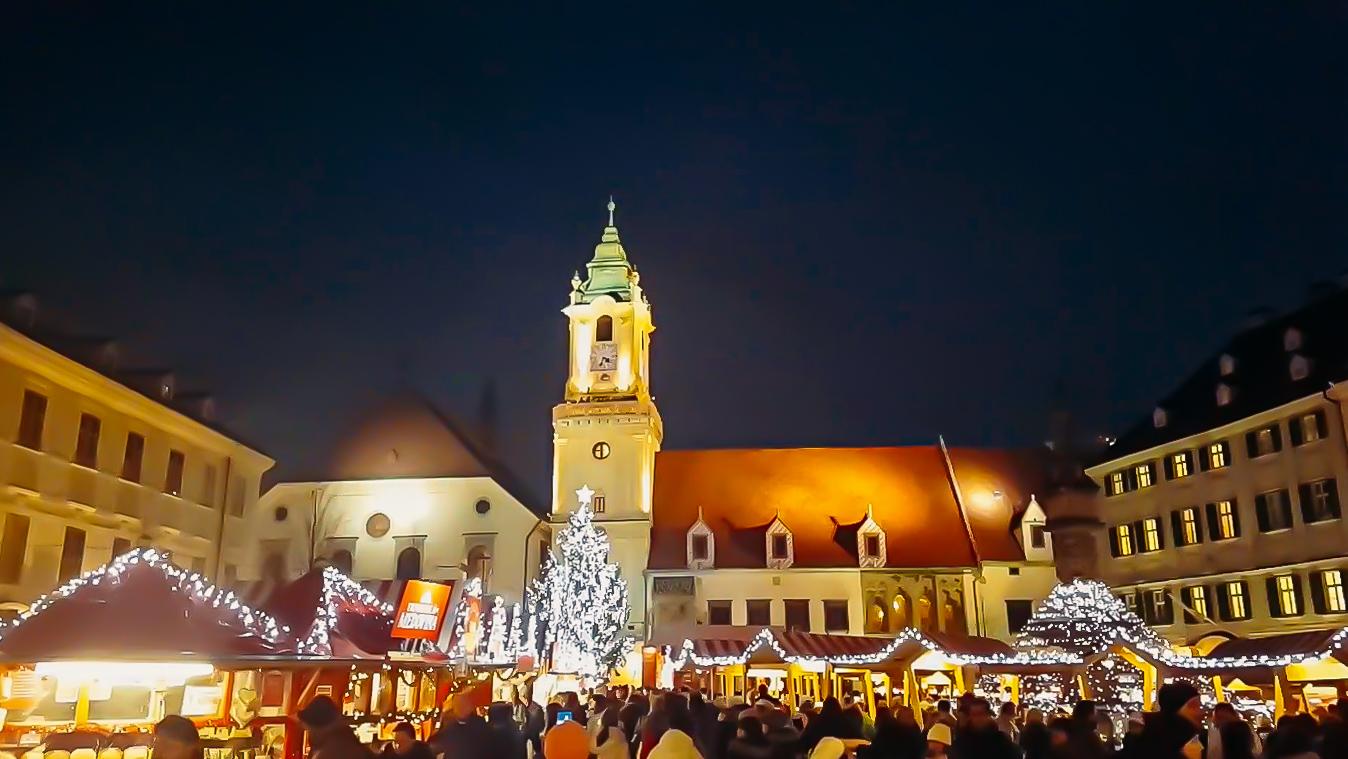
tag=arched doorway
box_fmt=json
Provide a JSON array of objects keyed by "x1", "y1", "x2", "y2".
[
  {"x1": 917, "y1": 588, "x2": 935, "y2": 632},
  {"x1": 866, "y1": 596, "x2": 887, "y2": 633},
  {"x1": 942, "y1": 590, "x2": 967, "y2": 634},
  {"x1": 890, "y1": 591, "x2": 912, "y2": 631},
  {"x1": 396, "y1": 547, "x2": 421, "y2": 580},
  {"x1": 329, "y1": 549, "x2": 353, "y2": 576}
]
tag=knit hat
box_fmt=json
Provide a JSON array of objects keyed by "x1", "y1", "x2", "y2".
[
  {"x1": 1156, "y1": 682, "x2": 1200, "y2": 716},
  {"x1": 298, "y1": 696, "x2": 342, "y2": 728},
  {"x1": 154, "y1": 715, "x2": 200, "y2": 746},
  {"x1": 808, "y1": 737, "x2": 846, "y2": 759},
  {"x1": 926, "y1": 723, "x2": 953, "y2": 746}
]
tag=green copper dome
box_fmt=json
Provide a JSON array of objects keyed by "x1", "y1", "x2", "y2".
[{"x1": 574, "y1": 199, "x2": 637, "y2": 304}]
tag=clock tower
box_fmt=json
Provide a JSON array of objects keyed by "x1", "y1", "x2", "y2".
[{"x1": 552, "y1": 200, "x2": 662, "y2": 639}]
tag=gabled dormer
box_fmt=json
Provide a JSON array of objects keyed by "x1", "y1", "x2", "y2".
[
  {"x1": 857, "y1": 505, "x2": 886, "y2": 568},
  {"x1": 686, "y1": 508, "x2": 714, "y2": 570},
  {"x1": 1019, "y1": 494, "x2": 1052, "y2": 561},
  {"x1": 766, "y1": 515, "x2": 793, "y2": 569}
]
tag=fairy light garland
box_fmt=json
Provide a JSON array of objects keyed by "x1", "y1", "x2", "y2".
[
  {"x1": 0, "y1": 548, "x2": 287, "y2": 644},
  {"x1": 296, "y1": 566, "x2": 395, "y2": 656}
]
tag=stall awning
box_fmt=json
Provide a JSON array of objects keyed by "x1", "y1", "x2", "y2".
[
  {"x1": 259, "y1": 567, "x2": 395, "y2": 660},
  {"x1": 0, "y1": 549, "x2": 292, "y2": 663}
]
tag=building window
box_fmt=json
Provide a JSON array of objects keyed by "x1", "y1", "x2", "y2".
[
  {"x1": 1141, "y1": 518, "x2": 1162, "y2": 552},
  {"x1": 784, "y1": 599, "x2": 810, "y2": 631},
  {"x1": 691, "y1": 534, "x2": 709, "y2": 561},
  {"x1": 1134, "y1": 462, "x2": 1155, "y2": 489},
  {"x1": 1292, "y1": 411, "x2": 1328, "y2": 446},
  {"x1": 1144, "y1": 589, "x2": 1174, "y2": 626},
  {"x1": 74, "y1": 413, "x2": 101, "y2": 469},
  {"x1": 770, "y1": 534, "x2": 789, "y2": 560},
  {"x1": 595, "y1": 315, "x2": 613, "y2": 342},
  {"x1": 591, "y1": 494, "x2": 606, "y2": 513},
  {"x1": 1300, "y1": 479, "x2": 1341, "y2": 523},
  {"x1": 1247, "y1": 425, "x2": 1282, "y2": 458},
  {"x1": 1029, "y1": 524, "x2": 1046, "y2": 549},
  {"x1": 1205, "y1": 441, "x2": 1230, "y2": 469},
  {"x1": 1005, "y1": 600, "x2": 1033, "y2": 633},
  {"x1": 1107, "y1": 471, "x2": 1125, "y2": 496},
  {"x1": 111, "y1": 537, "x2": 131, "y2": 561},
  {"x1": 1173, "y1": 507, "x2": 1201, "y2": 547},
  {"x1": 1223, "y1": 581, "x2": 1250, "y2": 621},
  {"x1": 1169, "y1": 451, "x2": 1192, "y2": 479},
  {"x1": 164, "y1": 450, "x2": 186, "y2": 496},
  {"x1": 863, "y1": 534, "x2": 882, "y2": 558},
  {"x1": 121, "y1": 432, "x2": 145, "y2": 483},
  {"x1": 591, "y1": 441, "x2": 611, "y2": 460},
  {"x1": 707, "y1": 600, "x2": 732, "y2": 626},
  {"x1": 1256, "y1": 490, "x2": 1293, "y2": 532},
  {"x1": 466, "y1": 545, "x2": 492, "y2": 592},
  {"x1": 17, "y1": 390, "x2": 47, "y2": 450},
  {"x1": 823, "y1": 600, "x2": 849, "y2": 632},
  {"x1": 0, "y1": 514, "x2": 31, "y2": 584},
  {"x1": 58, "y1": 526, "x2": 86, "y2": 583},
  {"x1": 1318, "y1": 570, "x2": 1347, "y2": 614},
  {"x1": 1112, "y1": 524, "x2": 1136, "y2": 557},
  {"x1": 1270, "y1": 574, "x2": 1302, "y2": 617},
  {"x1": 395, "y1": 547, "x2": 421, "y2": 580},
  {"x1": 1183, "y1": 585, "x2": 1209, "y2": 624},
  {"x1": 202, "y1": 464, "x2": 218, "y2": 507},
  {"x1": 1208, "y1": 500, "x2": 1239, "y2": 540},
  {"x1": 746, "y1": 600, "x2": 771, "y2": 627}
]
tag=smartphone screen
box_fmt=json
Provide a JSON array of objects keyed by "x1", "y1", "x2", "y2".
[{"x1": 557, "y1": 711, "x2": 573, "y2": 723}]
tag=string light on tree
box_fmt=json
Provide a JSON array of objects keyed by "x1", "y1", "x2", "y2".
[{"x1": 527, "y1": 485, "x2": 633, "y2": 680}]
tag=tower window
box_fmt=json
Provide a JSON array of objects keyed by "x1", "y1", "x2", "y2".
[
  {"x1": 770, "y1": 534, "x2": 789, "y2": 560},
  {"x1": 596, "y1": 315, "x2": 613, "y2": 342},
  {"x1": 591, "y1": 494, "x2": 606, "y2": 513},
  {"x1": 1206, "y1": 441, "x2": 1230, "y2": 469},
  {"x1": 1029, "y1": 524, "x2": 1046, "y2": 548},
  {"x1": 691, "y1": 534, "x2": 709, "y2": 561},
  {"x1": 592, "y1": 441, "x2": 611, "y2": 460},
  {"x1": 863, "y1": 534, "x2": 881, "y2": 558}
]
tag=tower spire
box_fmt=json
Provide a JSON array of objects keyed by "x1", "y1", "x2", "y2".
[{"x1": 607, "y1": 196, "x2": 616, "y2": 227}]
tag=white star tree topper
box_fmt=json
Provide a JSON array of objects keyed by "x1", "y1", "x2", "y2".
[{"x1": 527, "y1": 484, "x2": 633, "y2": 680}]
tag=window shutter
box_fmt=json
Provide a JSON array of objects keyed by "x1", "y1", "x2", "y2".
[
  {"x1": 1216, "y1": 584, "x2": 1232, "y2": 621},
  {"x1": 1108, "y1": 526, "x2": 1121, "y2": 558},
  {"x1": 1170, "y1": 511, "x2": 1183, "y2": 546},
  {"x1": 1310, "y1": 571, "x2": 1328, "y2": 615},
  {"x1": 1245, "y1": 431, "x2": 1259, "y2": 458},
  {"x1": 1317, "y1": 411, "x2": 1330, "y2": 439},
  {"x1": 1205, "y1": 503, "x2": 1220, "y2": 541},
  {"x1": 1199, "y1": 448, "x2": 1211, "y2": 471},
  {"x1": 1266, "y1": 577, "x2": 1281, "y2": 617},
  {"x1": 1161, "y1": 591, "x2": 1174, "y2": 625},
  {"x1": 1132, "y1": 520, "x2": 1144, "y2": 550},
  {"x1": 1140, "y1": 594, "x2": 1154, "y2": 624},
  {"x1": 1293, "y1": 575, "x2": 1306, "y2": 616},
  {"x1": 1328, "y1": 480, "x2": 1342, "y2": 518},
  {"x1": 1163, "y1": 456, "x2": 1174, "y2": 480},
  {"x1": 1271, "y1": 426, "x2": 1283, "y2": 452},
  {"x1": 1255, "y1": 494, "x2": 1271, "y2": 533},
  {"x1": 1125, "y1": 469, "x2": 1138, "y2": 491},
  {"x1": 1299, "y1": 483, "x2": 1314, "y2": 523},
  {"x1": 1289, "y1": 416, "x2": 1304, "y2": 446},
  {"x1": 1231, "y1": 500, "x2": 1242, "y2": 537},
  {"x1": 1155, "y1": 521, "x2": 1165, "y2": 550},
  {"x1": 1279, "y1": 492, "x2": 1294, "y2": 527}
]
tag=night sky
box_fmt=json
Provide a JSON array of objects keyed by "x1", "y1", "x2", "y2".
[{"x1": 4, "y1": 5, "x2": 1345, "y2": 499}]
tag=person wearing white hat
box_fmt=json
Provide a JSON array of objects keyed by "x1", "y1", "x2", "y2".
[{"x1": 925, "y1": 723, "x2": 952, "y2": 758}]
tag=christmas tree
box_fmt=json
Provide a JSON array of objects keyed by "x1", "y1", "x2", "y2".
[{"x1": 528, "y1": 485, "x2": 633, "y2": 680}]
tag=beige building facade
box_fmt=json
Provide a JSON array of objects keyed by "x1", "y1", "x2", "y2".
[
  {"x1": 1080, "y1": 290, "x2": 1348, "y2": 642},
  {"x1": 0, "y1": 295, "x2": 273, "y2": 612}
]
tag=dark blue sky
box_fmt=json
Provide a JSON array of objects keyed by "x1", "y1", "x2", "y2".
[{"x1": 4, "y1": 4, "x2": 1345, "y2": 499}]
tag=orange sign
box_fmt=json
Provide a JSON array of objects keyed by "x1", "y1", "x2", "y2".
[{"x1": 392, "y1": 580, "x2": 453, "y2": 640}]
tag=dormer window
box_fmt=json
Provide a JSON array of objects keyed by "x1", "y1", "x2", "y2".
[
  {"x1": 1284, "y1": 327, "x2": 1302, "y2": 352},
  {"x1": 1219, "y1": 354, "x2": 1236, "y2": 377},
  {"x1": 856, "y1": 507, "x2": 886, "y2": 568},
  {"x1": 1216, "y1": 383, "x2": 1233, "y2": 407},
  {"x1": 766, "y1": 517, "x2": 793, "y2": 569},
  {"x1": 1020, "y1": 495, "x2": 1050, "y2": 558},
  {"x1": 1153, "y1": 407, "x2": 1168, "y2": 428},
  {"x1": 686, "y1": 512, "x2": 714, "y2": 570},
  {"x1": 596, "y1": 315, "x2": 614, "y2": 342},
  {"x1": 1290, "y1": 354, "x2": 1310, "y2": 381}
]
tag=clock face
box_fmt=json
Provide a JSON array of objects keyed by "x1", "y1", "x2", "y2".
[{"x1": 590, "y1": 342, "x2": 618, "y2": 372}]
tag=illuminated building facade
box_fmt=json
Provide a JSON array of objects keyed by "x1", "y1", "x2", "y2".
[
  {"x1": 1080, "y1": 288, "x2": 1348, "y2": 642},
  {"x1": 0, "y1": 292, "x2": 272, "y2": 613}
]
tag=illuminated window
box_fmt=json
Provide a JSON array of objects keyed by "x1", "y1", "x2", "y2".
[
  {"x1": 1185, "y1": 586, "x2": 1208, "y2": 623},
  {"x1": 591, "y1": 494, "x2": 606, "y2": 513},
  {"x1": 1135, "y1": 463, "x2": 1154, "y2": 489},
  {"x1": 1108, "y1": 471, "x2": 1125, "y2": 496},
  {"x1": 1207, "y1": 441, "x2": 1230, "y2": 469},
  {"x1": 1215, "y1": 500, "x2": 1237, "y2": 539},
  {"x1": 595, "y1": 315, "x2": 613, "y2": 342},
  {"x1": 1294, "y1": 411, "x2": 1327, "y2": 445},
  {"x1": 1225, "y1": 582, "x2": 1249, "y2": 620},
  {"x1": 1323, "y1": 571, "x2": 1347, "y2": 613},
  {"x1": 1274, "y1": 575, "x2": 1300, "y2": 617},
  {"x1": 1141, "y1": 518, "x2": 1161, "y2": 552},
  {"x1": 1114, "y1": 524, "x2": 1135, "y2": 557},
  {"x1": 1180, "y1": 508, "x2": 1200, "y2": 546},
  {"x1": 1170, "y1": 451, "x2": 1192, "y2": 479}
]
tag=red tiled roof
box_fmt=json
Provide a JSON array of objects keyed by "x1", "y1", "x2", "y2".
[
  {"x1": 649, "y1": 445, "x2": 1064, "y2": 570},
  {"x1": 768, "y1": 630, "x2": 893, "y2": 659},
  {"x1": 1205, "y1": 628, "x2": 1347, "y2": 661}
]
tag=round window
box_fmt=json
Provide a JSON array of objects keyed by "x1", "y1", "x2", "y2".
[
  {"x1": 366, "y1": 513, "x2": 391, "y2": 538},
  {"x1": 592, "y1": 441, "x2": 611, "y2": 460},
  {"x1": 273, "y1": 506, "x2": 289, "y2": 522},
  {"x1": 475, "y1": 499, "x2": 491, "y2": 515}
]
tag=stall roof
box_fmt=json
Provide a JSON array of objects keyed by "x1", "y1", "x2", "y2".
[
  {"x1": 1204, "y1": 628, "x2": 1348, "y2": 663},
  {"x1": 0, "y1": 549, "x2": 292, "y2": 663},
  {"x1": 259, "y1": 567, "x2": 396, "y2": 659}
]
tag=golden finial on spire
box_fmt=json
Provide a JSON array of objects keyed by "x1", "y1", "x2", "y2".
[{"x1": 607, "y1": 196, "x2": 616, "y2": 227}]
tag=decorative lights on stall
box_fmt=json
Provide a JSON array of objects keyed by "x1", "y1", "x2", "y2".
[
  {"x1": 296, "y1": 566, "x2": 395, "y2": 655},
  {"x1": 0, "y1": 548, "x2": 286, "y2": 644}
]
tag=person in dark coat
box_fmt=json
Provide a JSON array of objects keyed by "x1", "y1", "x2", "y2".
[
  {"x1": 799, "y1": 697, "x2": 858, "y2": 754},
  {"x1": 300, "y1": 696, "x2": 374, "y2": 759},
  {"x1": 1118, "y1": 682, "x2": 1203, "y2": 759},
  {"x1": 487, "y1": 703, "x2": 527, "y2": 759},
  {"x1": 432, "y1": 694, "x2": 493, "y2": 759},
  {"x1": 949, "y1": 698, "x2": 1019, "y2": 759},
  {"x1": 863, "y1": 706, "x2": 924, "y2": 759},
  {"x1": 726, "y1": 715, "x2": 772, "y2": 759},
  {"x1": 1066, "y1": 700, "x2": 1108, "y2": 759},
  {"x1": 381, "y1": 722, "x2": 434, "y2": 759},
  {"x1": 1019, "y1": 709, "x2": 1051, "y2": 759},
  {"x1": 761, "y1": 710, "x2": 800, "y2": 759},
  {"x1": 688, "y1": 692, "x2": 720, "y2": 759}
]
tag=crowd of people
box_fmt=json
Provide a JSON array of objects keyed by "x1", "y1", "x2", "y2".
[{"x1": 259, "y1": 680, "x2": 1348, "y2": 759}]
